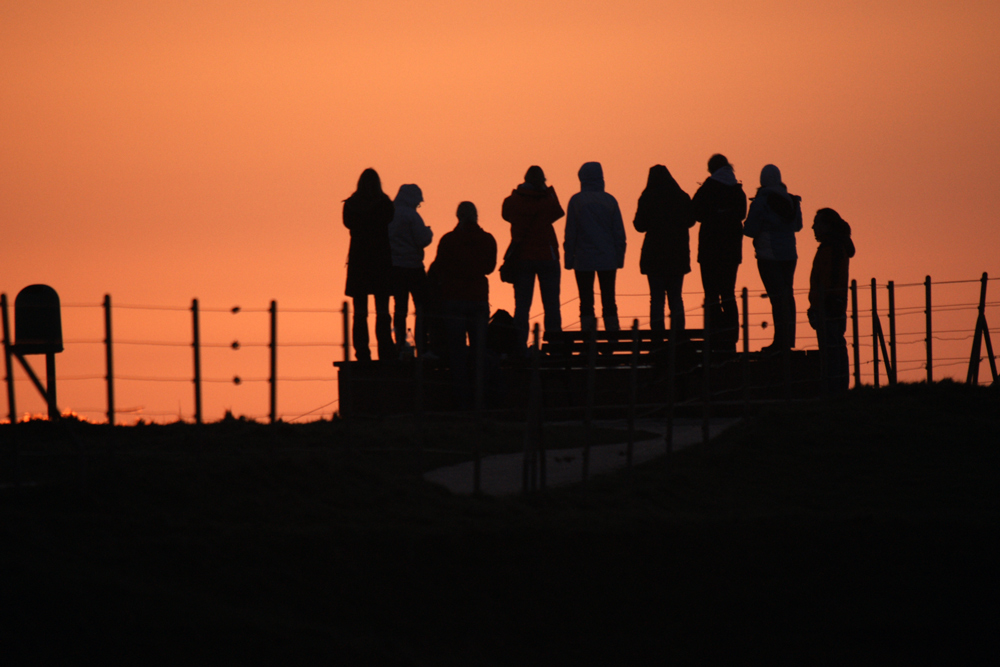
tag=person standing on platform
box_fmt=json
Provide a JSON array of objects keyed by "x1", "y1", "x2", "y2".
[
  {"x1": 744, "y1": 164, "x2": 802, "y2": 352},
  {"x1": 633, "y1": 164, "x2": 695, "y2": 333},
  {"x1": 343, "y1": 168, "x2": 396, "y2": 362},
  {"x1": 389, "y1": 183, "x2": 433, "y2": 357},
  {"x1": 564, "y1": 161, "x2": 626, "y2": 332},
  {"x1": 692, "y1": 154, "x2": 747, "y2": 352},
  {"x1": 429, "y1": 201, "x2": 497, "y2": 407},
  {"x1": 808, "y1": 208, "x2": 855, "y2": 392},
  {"x1": 501, "y1": 165, "x2": 565, "y2": 351}
]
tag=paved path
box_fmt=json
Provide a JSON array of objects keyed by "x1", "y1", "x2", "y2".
[{"x1": 423, "y1": 417, "x2": 740, "y2": 496}]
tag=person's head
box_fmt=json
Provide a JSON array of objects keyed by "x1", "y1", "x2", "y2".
[
  {"x1": 759, "y1": 164, "x2": 782, "y2": 188},
  {"x1": 395, "y1": 184, "x2": 423, "y2": 208},
  {"x1": 524, "y1": 165, "x2": 546, "y2": 189},
  {"x1": 813, "y1": 207, "x2": 848, "y2": 242},
  {"x1": 578, "y1": 161, "x2": 604, "y2": 191},
  {"x1": 356, "y1": 168, "x2": 383, "y2": 197},
  {"x1": 707, "y1": 154, "x2": 730, "y2": 174},
  {"x1": 646, "y1": 164, "x2": 669, "y2": 189},
  {"x1": 456, "y1": 201, "x2": 478, "y2": 225}
]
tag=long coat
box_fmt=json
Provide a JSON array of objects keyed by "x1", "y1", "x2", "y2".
[
  {"x1": 632, "y1": 167, "x2": 695, "y2": 276},
  {"x1": 343, "y1": 192, "x2": 395, "y2": 297}
]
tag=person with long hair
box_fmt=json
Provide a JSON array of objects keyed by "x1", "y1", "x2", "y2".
[
  {"x1": 343, "y1": 168, "x2": 396, "y2": 361},
  {"x1": 501, "y1": 165, "x2": 565, "y2": 351},
  {"x1": 744, "y1": 164, "x2": 803, "y2": 352},
  {"x1": 633, "y1": 164, "x2": 695, "y2": 333}
]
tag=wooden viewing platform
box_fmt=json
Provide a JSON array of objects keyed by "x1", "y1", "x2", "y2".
[{"x1": 335, "y1": 327, "x2": 823, "y2": 418}]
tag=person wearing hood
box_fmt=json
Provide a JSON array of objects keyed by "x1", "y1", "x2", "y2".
[
  {"x1": 564, "y1": 162, "x2": 627, "y2": 332},
  {"x1": 389, "y1": 184, "x2": 433, "y2": 357},
  {"x1": 343, "y1": 168, "x2": 396, "y2": 362},
  {"x1": 428, "y1": 201, "x2": 497, "y2": 407},
  {"x1": 632, "y1": 164, "x2": 695, "y2": 332},
  {"x1": 501, "y1": 165, "x2": 565, "y2": 350},
  {"x1": 808, "y1": 208, "x2": 856, "y2": 393},
  {"x1": 744, "y1": 164, "x2": 803, "y2": 352},
  {"x1": 692, "y1": 154, "x2": 747, "y2": 352}
]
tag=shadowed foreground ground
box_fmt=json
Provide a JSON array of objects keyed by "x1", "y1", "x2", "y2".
[{"x1": 2, "y1": 381, "x2": 998, "y2": 664}]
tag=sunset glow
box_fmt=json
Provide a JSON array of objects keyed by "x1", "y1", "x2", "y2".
[{"x1": 3, "y1": 1, "x2": 999, "y2": 421}]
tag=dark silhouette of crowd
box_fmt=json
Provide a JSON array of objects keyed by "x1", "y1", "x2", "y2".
[{"x1": 343, "y1": 159, "x2": 855, "y2": 392}]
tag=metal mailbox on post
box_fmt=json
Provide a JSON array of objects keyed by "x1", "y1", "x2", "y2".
[{"x1": 2, "y1": 285, "x2": 64, "y2": 420}]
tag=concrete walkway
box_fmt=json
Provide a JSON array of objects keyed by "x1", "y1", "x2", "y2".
[{"x1": 423, "y1": 417, "x2": 740, "y2": 496}]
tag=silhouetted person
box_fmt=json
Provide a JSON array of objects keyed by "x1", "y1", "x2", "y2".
[
  {"x1": 429, "y1": 202, "x2": 497, "y2": 407},
  {"x1": 501, "y1": 165, "x2": 565, "y2": 352},
  {"x1": 633, "y1": 165, "x2": 695, "y2": 332},
  {"x1": 343, "y1": 168, "x2": 395, "y2": 361},
  {"x1": 389, "y1": 184, "x2": 433, "y2": 357},
  {"x1": 808, "y1": 208, "x2": 855, "y2": 392},
  {"x1": 744, "y1": 164, "x2": 802, "y2": 352},
  {"x1": 565, "y1": 162, "x2": 626, "y2": 332},
  {"x1": 693, "y1": 154, "x2": 747, "y2": 352}
]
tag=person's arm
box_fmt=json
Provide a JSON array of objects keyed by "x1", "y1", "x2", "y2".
[
  {"x1": 611, "y1": 198, "x2": 627, "y2": 269},
  {"x1": 564, "y1": 199, "x2": 578, "y2": 270},
  {"x1": 413, "y1": 211, "x2": 433, "y2": 248},
  {"x1": 743, "y1": 198, "x2": 763, "y2": 238}
]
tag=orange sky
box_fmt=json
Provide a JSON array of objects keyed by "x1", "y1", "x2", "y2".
[{"x1": 3, "y1": 1, "x2": 999, "y2": 421}]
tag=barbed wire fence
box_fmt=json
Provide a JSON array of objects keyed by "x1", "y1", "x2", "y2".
[{"x1": 2, "y1": 272, "x2": 997, "y2": 427}]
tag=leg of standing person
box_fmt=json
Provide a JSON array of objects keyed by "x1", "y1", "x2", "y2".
[
  {"x1": 513, "y1": 262, "x2": 537, "y2": 351},
  {"x1": 647, "y1": 273, "x2": 667, "y2": 332},
  {"x1": 718, "y1": 262, "x2": 740, "y2": 350},
  {"x1": 757, "y1": 259, "x2": 783, "y2": 349},
  {"x1": 352, "y1": 295, "x2": 371, "y2": 362},
  {"x1": 665, "y1": 273, "x2": 685, "y2": 332},
  {"x1": 597, "y1": 269, "x2": 619, "y2": 331},
  {"x1": 537, "y1": 259, "x2": 562, "y2": 341},
  {"x1": 374, "y1": 291, "x2": 394, "y2": 360},
  {"x1": 444, "y1": 299, "x2": 470, "y2": 408},
  {"x1": 391, "y1": 267, "x2": 409, "y2": 353},
  {"x1": 783, "y1": 259, "x2": 797, "y2": 349},
  {"x1": 575, "y1": 270, "x2": 597, "y2": 332},
  {"x1": 411, "y1": 269, "x2": 427, "y2": 356},
  {"x1": 700, "y1": 263, "x2": 723, "y2": 341}
]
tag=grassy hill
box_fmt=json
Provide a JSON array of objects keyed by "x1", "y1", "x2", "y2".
[{"x1": 1, "y1": 381, "x2": 998, "y2": 664}]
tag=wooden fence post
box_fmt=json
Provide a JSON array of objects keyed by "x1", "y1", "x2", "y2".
[
  {"x1": 888, "y1": 281, "x2": 898, "y2": 385},
  {"x1": 104, "y1": 294, "x2": 115, "y2": 426},
  {"x1": 269, "y1": 300, "x2": 277, "y2": 423},
  {"x1": 627, "y1": 319, "x2": 638, "y2": 470},
  {"x1": 925, "y1": 276, "x2": 933, "y2": 384},
  {"x1": 871, "y1": 279, "x2": 880, "y2": 388},
  {"x1": 340, "y1": 301, "x2": 351, "y2": 419},
  {"x1": 702, "y1": 299, "x2": 711, "y2": 445},
  {"x1": 583, "y1": 328, "x2": 596, "y2": 482},
  {"x1": 851, "y1": 279, "x2": 861, "y2": 388},
  {"x1": 2, "y1": 294, "x2": 16, "y2": 423},
  {"x1": 192, "y1": 299, "x2": 202, "y2": 424},
  {"x1": 742, "y1": 287, "x2": 750, "y2": 416}
]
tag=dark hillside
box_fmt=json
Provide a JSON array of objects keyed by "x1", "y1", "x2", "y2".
[{"x1": 1, "y1": 381, "x2": 998, "y2": 664}]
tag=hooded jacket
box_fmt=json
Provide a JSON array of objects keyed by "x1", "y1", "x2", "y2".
[
  {"x1": 692, "y1": 166, "x2": 747, "y2": 266},
  {"x1": 501, "y1": 183, "x2": 565, "y2": 262},
  {"x1": 343, "y1": 185, "x2": 395, "y2": 297},
  {"x1": 564, "y1": 162, "x2": 627, "y2": 271},
  {"x1": 632, "y1": 165, "x2": 695, "y2": 276},
  {"x1": 389, "y1": 184, "x2": 433, "y2": 269},
  {"x1": 809, "y1": 217, "x2": 856, "y2": 321},
  {"x1": 743, "y1": 165, "x2": 803, "y2": 261}
]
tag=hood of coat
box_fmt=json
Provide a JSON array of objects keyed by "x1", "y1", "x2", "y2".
[
  {"x1": 578, "y1": 162, "x2": 605, "y2": 192},
  {"x1": 709, "y1": 165, "x2": 738, "y2": 186},
  {"x1": 394, "y1": 184, "x2": 423, "y2": 209}
]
